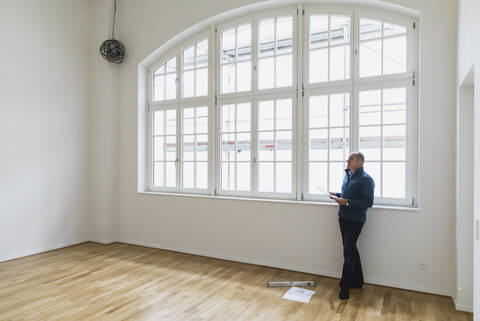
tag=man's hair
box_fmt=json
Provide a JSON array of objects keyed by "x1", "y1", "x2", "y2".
[{"x1": 352, "y1": 152, "x2": 365, "y2": 163}]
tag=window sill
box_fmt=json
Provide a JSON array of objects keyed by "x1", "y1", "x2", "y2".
[{"x1": 138, "y1": 191, "x2": 420, "y2": 212}]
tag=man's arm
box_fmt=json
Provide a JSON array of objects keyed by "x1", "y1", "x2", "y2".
[{"x1": 346, "y1": 177, "x2": 375, "y2": 209}]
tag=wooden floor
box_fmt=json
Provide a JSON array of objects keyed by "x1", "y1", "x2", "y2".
[{"x1": 0, "y1": 242, "x2": 473, "y2": 321}]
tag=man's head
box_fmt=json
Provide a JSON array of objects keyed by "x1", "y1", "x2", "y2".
[{"x1": 347, "y1": 152, "x2": 365, "y2": 172}]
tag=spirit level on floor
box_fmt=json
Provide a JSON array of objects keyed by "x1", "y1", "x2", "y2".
[{"x1": 267, "y1": 281, "x2": 315, "y2": 287}]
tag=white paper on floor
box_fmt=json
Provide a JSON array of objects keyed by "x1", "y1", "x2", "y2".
[{"x1": 282, "y1": 286, "x2": 316, "y2": 303}]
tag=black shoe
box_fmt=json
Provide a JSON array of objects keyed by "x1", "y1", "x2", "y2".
[{"x1": 338, "y1": 288, "x2": 350, "y2": 300}]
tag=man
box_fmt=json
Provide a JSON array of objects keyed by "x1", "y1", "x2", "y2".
[{"x1": 329, "y1": 152, "x2": 375, "y2": 300}]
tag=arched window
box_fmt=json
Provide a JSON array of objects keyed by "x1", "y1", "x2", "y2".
[{"x1": 146, "y1": 4, "x2": 418, "y2": 207}]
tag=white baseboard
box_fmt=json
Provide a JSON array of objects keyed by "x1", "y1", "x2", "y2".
[
  {"x1": 454, "y1": 299, "x2": 474, "y2": 313},
  {"x1": 89, "y1": 238, "x2": 115, "y2": 245},
  {"x1": 0, "y1": 238, "x2": 89, "y2": 263},
  {"x1": 118, "y1": 238, "x2": 452, "y2": 298}
]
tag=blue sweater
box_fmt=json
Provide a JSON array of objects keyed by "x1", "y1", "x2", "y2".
[{"x1": 337, "y1": 167, "x2": 375, "y2": 223}]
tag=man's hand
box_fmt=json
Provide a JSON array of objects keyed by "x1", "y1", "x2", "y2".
[{"x1": 335, "y1": 197, "x2": 348, "y2": 206}]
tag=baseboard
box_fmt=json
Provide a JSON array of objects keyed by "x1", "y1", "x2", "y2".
[
  {"x1": 0, "y1": 238, "x2": 90, "y2": 263},
  {"x1": 454, "y1": 299, "x2": 474, "y2": 313},
  {"x1": 118, "y1": 238, "x2": 452, "y2": 298},
  {"x1": 89, "y1": 238, "x2": 115, "y2": 245}
]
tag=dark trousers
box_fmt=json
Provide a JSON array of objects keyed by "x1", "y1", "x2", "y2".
[{"x1": 339, "y1": 218, "x2": 364, "y2": 289}]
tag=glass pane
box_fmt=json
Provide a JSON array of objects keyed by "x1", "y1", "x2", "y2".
[
  {"x1": 237, "y1": 24, "x2": 251, "y2": 61},
  {"x1": 258, "y1": 162, "x2": 274, "y2": 192},
  {"x1": 383, "y1": 87, "x2": 406, "y2": 124},
  {"x1": 330, "y1": 16, "x2": 350, "y2": 46},
  {"x1": 363, "y1": 162, "x2": 380, "y2": 197},
  {"x1": 221, "y1": 28, "x2": 236, "y2": 64},
  {"x1": 222, "y1": 162, "x2": 235, "y2": 191},
  {"x1": 276, "y1": 55, "x2": 292, "y2": 87},
  {"x1": 166, "y1": 135, "x2": 176, "y2": 161},
  {"x1": 196, "y1": 39, "x2": 208, "y2": 68},
  {"x1": 222, "y1": 104, "x2": 235, "y2": 133},
  {"x1": 166, "y1": 161, "x2": 176, "y2": 187},
  {"x1": 384, "y1": 22, "x2": 407, "y2": 37},
  {"x1": 166, "y1": 109, "x2": 176, "y2": 135},
  {"x1": 309, "y1": 162, "x2": 328, "y2": 195},
  {"x1": 309, "y1": 129, "x2": 328, "y2": 161},
  {"x1": 258, "y1": 100, "x2": 274, "y2": 131},
  {"x1": 221, "y1": 63, "x2": 235, "y2": 94},
  {"x1": 359, "y1": 90, "x2": 381, "y2": 125},
  {"x1": 276, "y1": 163, "x2": 291, "y2": 193},
  {"x1": 165, "y1": 73, "x2": 177, "y2": 100},
  {"x1": 196, "y1": 68, "x2": 208, "y2": 96},
  {"x1": 330, "y1": 128, "x2": 349, "y2": 161},
  {"x1": 360, "y1": 18, "x2": 381, "y2": 40},
  {"x1": 183, "y1": 108, "x2": 194, "y2": 135},
  {"x1": 330, "y1": 45, "x2": 350, "y2": 81},
  {"x1": 258, "y1": 131, "x2": 274, "y2": 161},
  {"x1": 259, "y1": 18, "x2": 275, "y2": 58},
  {"x1": 183, "y1": 70, "x2": 194, "y2": 98},
  {"x1": 276, "y1": 130, "x2": 292, "y2": 161},
  {"x1": 154, "y1": 64, "x2": 165, "y2": 75},
  {"x1": 166, "y1": 57, "x2": 176, "y2": 73},
  {"x1": 196, "y1": 162, "x2": 208, "y2": 189},
  {"x1": 309, "y1": 48, "x2": 328, "y2": 83},
  {"x1": 183, "y1": 135, "x2": 194, "y2": 161},
  {"x1": 236, "y1": 132, "x2": 250, "y2": 161},
  {"x1": 383, "y1": 125, "x2": 406, "y2": 161},
  {"x1": 153, "y1": 162, "x2": 164, "y2": 187},
  {"x1": 196, "y1": 134, "x2": 208, "y2": 161},
  {"x1": 154, "y1": 75, "x2": 165, "y2": 101},
  {"x1": 276, "y1": 16, "x2": 293, "y2": 55},
  {"x1": 154, "y1": 137, "x2": 164, "y2": 161},
  {"x1": 383, "y1": 162, "x2": 405, "y2": 198},
  {"x1": 237, "y1": 103, "x2": 251, "y2": 132},
  {"x1": 329, "y1": 162, "x2": 345, "y2": 194},
  {"x1": 330, "y1": 93, "x2": 349, "y2": 127},
  {"x1": 237, "y1": 162, "x2": 250, "y2": 191},
  {"x1": 183, "y1": 45, "x2": 195, "y2": 70},
  {"x1": 383, "y1": 36, "x2": 407, "y2": 75},
  {"x1": 276, "y1": 99, "x2": 292, "y2": 130},
  {"x1": 154, "y1": 111, "x2": 164, "y2": 135},
  {"x1": 359, "y1": 126, "x2": 381, "y2": 161},
  {"x1": 183, "y1": 161, "x2": 194, "y2": 188},
  {"x1": 309, "y1": 95, "x2": 328, "y2": 128},
  {"x1": 310, "y1": 15, "x2": 328, "y2": 49},
  {"x1": 258, "y1": 57, "x2": 274, "y2": 89},
  {"x1": 196, "y1": 107, "x2": 208, "y2": 134},
  {"x1": 360, "y1": 40, "x2": 381, "y2": 78},
  {"x1": 221, "y1": 133, "x2": 235, "y2": 161},
  {"x1": 237, "y1": 61, "x2": 251, "y2": 92}
]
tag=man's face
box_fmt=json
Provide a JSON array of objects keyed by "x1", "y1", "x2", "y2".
[{"x1": 347, "y1": 154, "x2": 362, "y2": 172}]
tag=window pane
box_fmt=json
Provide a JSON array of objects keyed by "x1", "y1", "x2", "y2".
[
  {"x1": 276, "y1": 130, "x2": 292, "y2": 161},
  {"x1": 153, "y1": 162, "x2": 164, "y2": 187},
  {"x1": 154, "y1": 137, "x2": 164, "y2": 161},
  {"x1": 221, "y1": 64, "x2": 235, "y2": 94},
  {"x1": 196, "y1": 68, "x2": 208, "y2": 96},
  {"x1": 276, "y1": 163, "x2": 292, "y2": 193},
  {"x1": 196, "y1": 134, "x2": 208, "y2": 161},
  {"x1": 222, "y1": 162, "x2": 235, "y2": 190},
  {"x1": 360, "y1": 40, "x2": 381, "y2": 77},
  {"x1": 166, "y1": 161, "x2": 176, "y2": 187},
  {"x1": 258, "y1": 100, "x2": 274, "y2": 131},
  {"x1": 154, "y1": 111, "x2": 164, "y2": 135},
  {"x1": 329, "y1": 162, "x2": 345, "y2": 194},
  {"x1": 359, "y1": 126, "x2": 381, "y2": 161},
  {"x1": 166, "y1": 135, "x2": 176, "y2": 161},
  {"x1": 363, "y1": 162, "x2": 380, "y2": 197},
  {"x1": 183, "y1": 45, "x2": 195, "y2": 70},
  {"x1": 183, "y1": 70, "x2": 194, "y2": 98},
  {"x1": 310, "y1": 15, "x2": 328, "y2": 49},
  {"x1": 237, "y1": 103, "x2": 251, "y2": 132},
  {"x1": 237, "y1": 163, "x2": 250, "y2": 191},
  {"x1": 276, "y1": 54, "x2": 292, "y2": 87},
  {"x1": 309, "y1": 162, "x2": 327, "y2": 194},
  {"x1": 258, "y1": 131, "x2": 274, "y2": 161},
  {"x1": 309, "y1": 95, "x2": 328, "y2": 128},
  {"x1": 276, "y1": 16, "x2": 293, "y2": 55},
  {"x1": 183, "y1": 162, "x2": 194, "y2": 188},
  {"x1": 383, "y1": 87, "x2": 406, "y2": 124},
  {"x1": 166, "y1": 110, "x2": 176, "y2": 135},
  {"x1": 183, "y1": 108, "x2": 194, "y2": 135},
  {"x1": 154, "y1": 64, "x2": 165, "y2": 75},
  {"x1": 221, "y1": 104, "x2": 235, "y2": 132},
  {"x1": 222, "y1": 28, "x2": 236, "y2": 64},
  {"x1": 383, "y1": 125, "x2": 406, "y2": 161},
  {"x1": 166, "y1": 57, "x2": 176, "y2": 73},
  {"x1": 330, "y1": 45, "x2": 350, "y2": 81},
  {"x1": 259, "y1": 18, "x2": 275, "y2": 58},
  {"x1": 258, "y1": 57, "x2": 274, "y2": 89},
  {"x1": 330, "y1": 16, "x2": 350, "y2": 46},
  {"x1": 183, "y1": 135, "x2": 194, "y2": 161},
  {"x1": 237, "y1": 61, "x2": 251, "y2": 92},
  {"x1": 384, "y1": 22, "x2": 406, "y2": 37},
  {"x1": 221, "y1": 133, "x2": 235, "y2": 161},
  {"x1": 196, "y1": 39, "x2": 208, "y2": 68},
  {"x1": 276, "y1": 99, "x2": 292, "y2": 130},
  {"x1": 258, "y1": 162, "x2": 274, "y2": 192},
  {"x1": 383, "y1": 162, "x2": 405, "y2": 198},
  {"x1": 196, "y1": 162, "x2": 208, "y2": 189},
  {"x1": 309, "y1": 48, "x2": 328, "y2": 83},
  {"x1": 360, "y1": 18, "x2": 381, "y2": 40},
  {"x1": 359, "y1": 90, "x2": 381, "y2": 125},
  {"x1": 197, "y1": 107, "x2": 208, "y2": 134},
  {"x1": 330, "y1": 128, "x2": 349, "y2": 161},
  {"x1": 383, "y1": 36, "x2": 407, "y2": 75},
  {"x1": 154, "y1": 75, "x2": 165, "y2": 101},
  {"x1": 330, "y1": 93, "x2": 349, "y2": 127},
  {"x1": 165, "y1": 73, "x2": 177, "y2": 99},
  {"x1": 236, "y1": 132, "x2": 250, "y2": 161},
  {"x1": 238, "y1": 24, "x2": 251, "y2": 61},
  {"x1": 309, "y1": 129, "x2": 328, "y2": 161}
]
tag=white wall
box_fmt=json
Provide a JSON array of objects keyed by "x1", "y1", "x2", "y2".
[
  {"x1": 457, "y1": 0, "x2": 480, "y2": 317},
  {"x1": 87, "y1": 0, "x2": 459, "y2": 299},
  {"x1": 0, "y1": 0, "x2": 91, "y2": 260}
]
